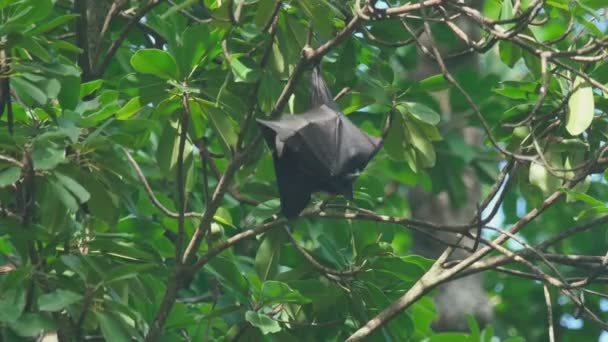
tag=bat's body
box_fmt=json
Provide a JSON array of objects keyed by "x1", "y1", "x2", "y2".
[{"x1": 257, "y1": 68, "x2": 382, "y2": 218}]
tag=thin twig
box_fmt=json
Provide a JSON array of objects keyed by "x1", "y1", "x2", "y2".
[{"x1": 122, "y1": 147, "x2": 203, "y2": 219}]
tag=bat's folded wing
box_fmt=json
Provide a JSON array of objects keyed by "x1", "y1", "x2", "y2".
[
  {"x1": 257, "y1": 116, "x2": 309, "y2": 157},
  {"x1": 274, "y1": 153, "x2": 315, "y2": 218},
  {"x1": 290, "y1": 105, "x2": 343, "y2": 177},
  {"x1": 334, "y1": 116, "x2": 382, "y2": 176}
]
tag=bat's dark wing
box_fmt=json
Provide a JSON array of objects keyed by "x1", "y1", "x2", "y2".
[
  {"x1": 336, "y1": 116, "x2": 383, "y2": 176},
  {"x1": 288, "y1": 105, "x2": 342, "y2": 178},
  {"x1": 257, "y1": 115, "x2": 308, "y2": 157},
  {"x1": 272, "y1": 145, "x2": 316, "y2": 218},
  {"x1": 257, "y1": 114, "x2": 331, "y2": 218}
]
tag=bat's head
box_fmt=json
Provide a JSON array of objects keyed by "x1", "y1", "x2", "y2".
[{"x1": 322, "y1": 170, "x2": 361, "y2": 200}]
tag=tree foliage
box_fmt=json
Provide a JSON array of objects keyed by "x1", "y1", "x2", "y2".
[{"x1": 0, "y1": 0, "x2": 607, "y2": 341}]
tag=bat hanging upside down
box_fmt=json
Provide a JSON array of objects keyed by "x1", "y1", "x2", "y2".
[{"x1": 257, "y1": 67, "x2": 383, "y2": 218}]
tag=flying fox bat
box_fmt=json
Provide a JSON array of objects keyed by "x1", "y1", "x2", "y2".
[{"x1": 257, "y1": 68, "x2": 382, "y2": 218}]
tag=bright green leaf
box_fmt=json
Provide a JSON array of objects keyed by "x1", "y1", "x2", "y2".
[
  {"x1": 230, "y1": 57, "x2": 259, "y2": 83},
  {"x1": 80, "y1": 79, "x2": 104, "y2": 98},
  {"x1": 566, "y1": 77, "x2": 594, "y2": 135},
  {"x1": 131, "y1": 49, "x2": 180, "y2": 80},
  {"x1": 403, "y1": 102, "x2": 440, "y2": 125},
  {"x1": 245, "y1": 311, "x2": 281, "y2": 335},
  {"x1": 116, "y1": 96, "x2": 143, "y2": 120}
]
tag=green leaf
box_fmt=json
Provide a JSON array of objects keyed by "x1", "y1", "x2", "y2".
[
  {"x1": 19, "y1": 0, "x2": 53, "y2": 24},
  {"x1": 499, "y1": 40, "x2": 522, "y2": 68},
  {"x1": 116, "y1": 96, "x2": 143, "y2": 120},
  {"x1": 32, "y1": 146, "x2": 65, "y2": 171},
  {"x1": 255, "y1": 232, "x2": 283, "y2": 281},
  {"x1": 245, "y1": 311, "x2": 281, "y2": 335},
  {"x1": 0, "y1": 167, "x2": 21, "y2": 187},
  {"x1": 0, "y1": 287, "x2": 25, "y2": 323},
  {"x1": 18, "y1": 37, "x2": 50, "y2": 62},
  {"x1": 529, "y1": 162, "x2": 562, "y2": 195},
  {"x1": 26, "y1": 13, "x2": 80, "y2": 36},
  {"x1": 566, "y1": 77, "x2": 594, "y2": 135},
  {"x1": 260, "y1": 281, "x2": 311, "y2": 305},
  {"x1": 130, "y1": 49, "x2": 180, "y2": 80},
  {"x1": 201, "y1": 102, "x2": 237, "y2": 153},
  {"x1": 428, "y1": 333, "x2": 471, "y2": 342},
  {"x1": 80, "y1": 79, "x2": 104, "y2": 98},
  {"x1": 11, "y1": 77, "x2": 47, "y2": 105},
  {"x1": 563, "y1": 189, "x2": 604, "y2": 207},
  {"x1": 103, "y1": 264, "x2": 157, "y2": 284},
  {"x1": 54, "y1": 172, "x2": 90, "y2": 204},
  {"x1": 466, "y1": 315, "x2": 481, "y2": 340},
  {"x1": 213, "y1": 207, "x2": 234, "y2": 227},
  {"x1": 405, "y1": 120, "x2": 436, "y2": 167},
  {"x1": 417, "y1": 74, "x2": 449, "y2": 92},
  {"x1": 500, "y1": 0, "x2": 515, "y2": 30},
  {"x1": 58, "y1": 76, "x2": 80, "y2": 110},
  {"x1": 94, "y1": 311, "x2": 132, "y2": 342},
  {"x1": 403, "y1": 102, "x2": 440, "y2": 125},
  {"x1": 38, "y1": 289, "x2": 83, "y2": 312},
  {"x1": 384, "y1": 111, "x2": 408, "y2": 161},
  {"x1": 8, "y1": 313, "x2": 56, "y2": 337},
  {"x1": 206, "y1": 255, "x2": 249, "y2": 299},
  {"x1": 246, "y1": 199, "x2": 280, "y2": 225},
  {"x1": 299, "y1": 0, "x2": 338, "y2": 40},
  {"x1": 230, "y1": 57, "x2": 259, "y2": 83},
  {"x1": 546, "y1": 0, "x2": 569, "y2": 10},
  {"x1": 48, "y1": 179, "x2": 79, "y2": 211},
  {"x1": 155, "y1": 120, "x2": 193, "y2": 176},
  {"x1": 60, "y1": 255, "x2": 88, "y2": 280},
  {"x1": 81, "y1": 176, "x2": 118, "y2": 224}
]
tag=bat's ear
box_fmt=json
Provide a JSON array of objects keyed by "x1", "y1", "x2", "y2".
[{"x1": 310, "y1": 67, "x2": 334, "y2": 108}]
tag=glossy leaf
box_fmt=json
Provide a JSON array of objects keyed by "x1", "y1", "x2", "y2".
[
  {"x1": 245, "y1": 311, "x2": 281, "y2": 335},
  {"x1": 566, "y1": 77, "x2": 594, "y2": 135},
  {"x1": 131, "y1": 49, "x2": 180, "y2": 80}
]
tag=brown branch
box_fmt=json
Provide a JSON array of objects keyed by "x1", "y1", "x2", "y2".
[
  {"x1": 0, "y1": 153, "x2": 23, "y2": 168},
  {"x1": 74, "y1": 0, "x2": 92, "y2": 81},
  {"x1": 95, "y1": 0, "x2": 166, "y2": 77},
  {"x1": 93, "y1": 0, "x2": 127, "y2": 67},
  {"x1": 175, "y1": 93, "x2": 191, "y2": 259},
  {"x1": 283, "y1": 226, "x2": 365, "y2": 278}
]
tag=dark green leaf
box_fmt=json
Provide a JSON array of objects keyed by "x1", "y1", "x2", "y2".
[
  {"x1": 8, "y1": 313, "x2": 56, "y2": 337},
  {"x1": 54, "y1": 172, "x2": 91, "y2": 204},
  {"x1": 32, "y1": 146, "x2": 65, "y2": 171},
  {"x1": 0, "y1": 167, "x2": 21, "y2": 187},
  {"x1": 38, "y1": 290, "x2": 83, "y2": 312},
  {"x1": 0, "y1": 287, "x2": 25, "y2": 323},
  {"x1": 260, "y1": 281, "x2": 311, "y2": 305},
  {"x1": 94, "y1": 311, "x2": 132, "y2": 342}
]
